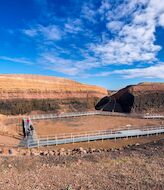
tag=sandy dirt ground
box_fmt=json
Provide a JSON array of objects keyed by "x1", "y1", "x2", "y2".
[
  {"x1": 0, "y1": 115, "x2": 163, "y2": 146},
  {"x1": 33, "y1": 115, "x2": 163, "y2": 137},
  {"x1": 0, "y1": 115, "x2": 22, "y2": 146},
  {"x1": 0, "y1": 139, "x2": 163, "y2": 190}
]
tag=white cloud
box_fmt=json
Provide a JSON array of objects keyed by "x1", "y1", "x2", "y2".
[
  {"x1": 159, "y1": 13, "x2": 164, "y2": 26},
  {"x1": 23, "y1": 24, "x2": 62, "y2": 41},
  {"x1": 98, "y1": 0, "x2": 110, "y2": 18},
  {"x1": 86, "y1": 62, "x2": 164, "y2": 79},
  {"x1": 114, "y1": 62, "x2": 164, "y2": 79},
  {"x1": 64, "y1": 19, "x2": 83, "y2": 34},
  {"x1": 81, "y1": 2, "x2": 97, "y2": 23},
  {"x1": 23, "y1": 29, "x2": 37, "y2": 37},
  {"x1": 92, "y1": 0, "x2": 164, "y2": 66},
  {"x1": 106, "y1": 21, "x2": 123, "y2": 32},
  {"x1": 40, "y1": 53, "x2": 100, "y2": 76}
]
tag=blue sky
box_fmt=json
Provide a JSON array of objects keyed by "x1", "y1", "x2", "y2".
[{"x1": 0, "y1": 0, "x2": 164, "y2": 90}]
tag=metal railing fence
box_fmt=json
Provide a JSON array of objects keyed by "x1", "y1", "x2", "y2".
[{"x1": 25, "y1": 125, "x2": 164, "y2": 148}]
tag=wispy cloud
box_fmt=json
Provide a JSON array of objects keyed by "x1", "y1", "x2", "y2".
[
  {"x1": 81, "y1": 2, "x2": 97, "y2": 23},
  {"x1": 40, "y1": 53, "x2": 101, "y2": 76},
  {"x1": 82, "y1": 63, "x2": 164, "y2": 79},
  {"x1": 114, "y1": 62, "x2": 164, "y2": 79},
  {"x1": 64, "y1": 18, "x2": 84, "y2": 34},
  {"x1": 23, "y1": 24, "x2": 62, "y2": 41},
  {"x1": 0, "y1": 56, "x2": 33, "y2": 65}
]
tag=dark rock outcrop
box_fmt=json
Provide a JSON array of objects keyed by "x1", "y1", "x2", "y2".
[{"x1": 95, "y1": 83, "x2": 164, "y2": 113}]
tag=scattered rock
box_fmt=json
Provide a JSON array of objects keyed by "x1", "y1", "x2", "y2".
[
  {"x1": 58, "y1": 151, "x2": 66, "y2": 156},
  {"x1": 88, "y1": 148, "x2": 93, "y2": 153},
  {"x1": 30, "y1": 150, "x2": 40, "y2": 156},
  {"x1": 95, "y1": 149, "x2": 101, "y2": 153},
  {"x1": 8, "y1": 149, "x2": 17, "y2": 155},
  {"x1": 0, "y1": 148, "x2": 3, "y2": 154},
  {"x1": 40, "y1": 151, "x2": 44, "y2": 156},
  {"x1": 77, "y1": 147, "x2": 87, "y2": 154},
  {"x1": 8, "y1": 164, "x2": 12, "y2": 168},
  {"x1": 59, "y1": 148, "x2": 65, "y2": 152},
  {"x1": 49, "y1": 150, "x2": 55, "y2": 156},
  {"x1": 66, "y1": 149, "x2": 71, "y2": 156},
  {"x1": 77, "y1": 159, "x2": 82, "y2": 165}
]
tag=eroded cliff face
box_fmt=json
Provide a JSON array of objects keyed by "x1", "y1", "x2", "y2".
[
  {"x1": 95, "y1": 83, "x2": 164, "y2": 114},
  {"x1": 0, "y1": 75, "x2": 108, "y2": 115}
]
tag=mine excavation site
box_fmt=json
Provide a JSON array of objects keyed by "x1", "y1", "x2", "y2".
[
  {"x1": 0, "y1": 75, "x2": 164, "y2": 190},
  {"x1": 1, "y1": 0, "x2": 164, "y2": 189}
]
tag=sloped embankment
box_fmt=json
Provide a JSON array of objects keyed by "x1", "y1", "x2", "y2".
[
  {"x1": 0, "y1": 74, "x2": 108, "y2": 115},
  {"x1": 95, "y1": 83, "x2": 164, "y2": 113}
]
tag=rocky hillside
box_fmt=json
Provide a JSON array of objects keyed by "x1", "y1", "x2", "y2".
[
  {"x1": 0, "y1": 74, "x2": 108, "y2": 115},
  {"x1": 95, "y1": 82, "x2": 164, "y2": 113}
]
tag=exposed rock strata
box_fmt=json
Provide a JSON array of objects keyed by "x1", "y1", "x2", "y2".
[
  {"x1": 0, "y1": 75, "x2": 108, "y2": 115},
  {"x1": 95, "y1": 83, "x2": 164, "y2": 113}
]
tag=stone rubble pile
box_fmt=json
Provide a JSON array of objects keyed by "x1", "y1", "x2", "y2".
[{"x1": 0, "y1": 143, "x2": 142, "y2": 156}]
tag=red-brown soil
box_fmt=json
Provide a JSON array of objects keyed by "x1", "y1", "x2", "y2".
[{"x1": 34, "y1": 115, "x2": 163, "y2": 137}]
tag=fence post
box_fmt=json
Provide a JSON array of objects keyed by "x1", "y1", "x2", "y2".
[
  {"x1": 73, "y1": 135, "x2": 74, "y2": 144},
  {"x1": 55, "y1": 135, "x2": 57, "y2": 146},
  {"x1": 102, "y1": 134, "x2": 103, "y2": 142},
  {"x1": 88, "y1": 134, "x2": 90, "y2": 143},
  {"x1": 47, "y1": 137, "x2": 48, "y2": 147},
  {"x1": 65, "y1": 135, "x2": 66, "y2": 144}
]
